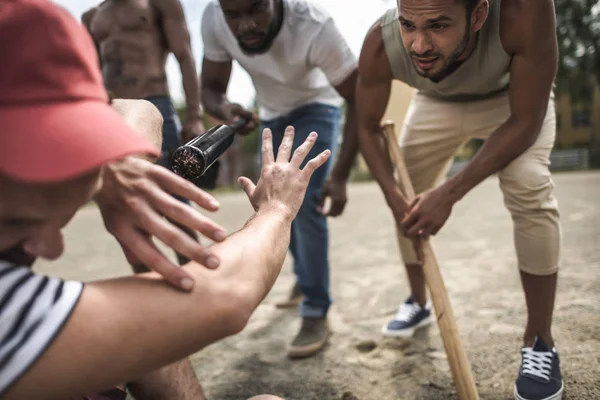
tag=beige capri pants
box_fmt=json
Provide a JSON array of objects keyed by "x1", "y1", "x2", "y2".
[{"x1": 397, "y1": 90, "x2": 561, "y2": 276}]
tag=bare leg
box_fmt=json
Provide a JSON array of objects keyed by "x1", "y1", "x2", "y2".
[
  {"x1": 520, "y1": 271, "x2": 557, "y2": 347},
  {"x1": 247, "y1": 396, "x2": 285, "y2": 400},
  {"x1": 405, "y1": 263, "x2": 427, "y2": 307},
  {"x1": 127, "y1": 359, "x2": 207, "y2": 400}
]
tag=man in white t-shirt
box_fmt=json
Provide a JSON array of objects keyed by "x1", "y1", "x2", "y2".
[{"x1": 201, "y1": 0, "x2": 359, "y2": 359}]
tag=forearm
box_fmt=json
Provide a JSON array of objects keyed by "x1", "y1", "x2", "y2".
[
  {"x1": 179, "y1": 54, "x2": 202, "y2": 120},
  {"x1": 330, "y1": 103, "x2": 359, "y2": 180},
  {"x1": 446, "y1": 117, "x2": 540, "y2": 201},
  {"x1": 201, "y1": 86, "x2": 230, "y2": 122},
  {"x1": 8, "y1": 209, "x2": 291, "y2": 400},
  {"x1": 203, "y1": 207, "x2": 291, "y2": 311},
  {"x1": 358, "y1": 126, "x2": 404, "y2": 199}
]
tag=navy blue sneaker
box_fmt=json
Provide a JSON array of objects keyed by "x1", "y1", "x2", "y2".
[
  {"x1": 381, "y1": 297, "x2": 432, "y2": 337},
  {"x1": 514, "y1": 337, "x2": 564, "y2": 400}
]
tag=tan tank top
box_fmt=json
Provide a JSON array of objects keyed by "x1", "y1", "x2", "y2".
[{"x1": 381, "y1": 1, "x2": 511, "y2": 101}]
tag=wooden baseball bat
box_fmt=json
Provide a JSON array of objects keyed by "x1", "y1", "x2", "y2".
[{"x1": 381, "y1": 120, "x2": 479, "y2": 400}]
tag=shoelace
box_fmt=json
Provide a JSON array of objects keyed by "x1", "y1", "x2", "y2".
[
  {"x1": 394, "y1": 302, "x2": 421, "y2": 322},
  {"x1": 521, "y1": 347, "x2": 553, "y2": 381}
]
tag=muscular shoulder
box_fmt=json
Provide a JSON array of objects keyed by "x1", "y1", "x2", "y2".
[
  {"x1": 500, "y1": 0, "x2": 556, "y2": 55},
  {"x1": 150, "y1": 0, "x2": 184, "y2": 15},
  {"x1": 358, "y1": 21, "x2": 393, "y2": 85}
]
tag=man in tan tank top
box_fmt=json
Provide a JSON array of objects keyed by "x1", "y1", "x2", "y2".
[
  {"x1": 80, "y1": 1, "x2": 208, "y2": 399},
  {"x1": 356, "y1": 1, "x2": 563, "y2": 399}
]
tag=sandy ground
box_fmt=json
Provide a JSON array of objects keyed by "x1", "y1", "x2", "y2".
[{"x1": 36, "y1": 171, "x2": 600, "y2": 400}]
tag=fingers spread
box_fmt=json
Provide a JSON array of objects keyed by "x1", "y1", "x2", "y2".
[
  {"x1": 302, "y1": 149, "x2": 331, "y2": 180},
  {"x1": 276, "y1": 126, "x2": 295, "y2": 163},
  {"x1": 290, "y1": 131, "x2": 317, "y2": 169},
  {"x1": 261, "y1": 128, "x2": 274, "y2": 167}
]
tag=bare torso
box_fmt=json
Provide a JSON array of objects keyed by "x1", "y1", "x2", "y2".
[{"x1": 86, "y1": 0, "x2": 169, "y2": 99}]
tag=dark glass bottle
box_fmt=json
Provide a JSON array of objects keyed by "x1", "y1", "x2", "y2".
[{"x1": 171, "y1": 118, "x2": 246, "y2": 183}]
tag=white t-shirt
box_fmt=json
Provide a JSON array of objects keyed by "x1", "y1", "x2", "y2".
[
  {"x1": 0, "y1": 261, "x2": 83, "y2": 396},
  {"x1": 201, "y1": 0, "x2": 358, "y2": 120}
]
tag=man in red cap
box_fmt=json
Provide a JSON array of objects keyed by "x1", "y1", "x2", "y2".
[{"x1": 0, "y1": 1, "x2": 330, "y2": 399}]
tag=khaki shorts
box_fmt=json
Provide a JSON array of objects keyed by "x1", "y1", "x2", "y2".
[{"x1": 396, "y1": 90, "x2": 561, "y2": 276}]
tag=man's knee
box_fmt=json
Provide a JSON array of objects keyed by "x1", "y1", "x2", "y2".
[
  {"x1": 247, "y1": 396, "x2": 285, "y2": 400},
  {"x1": 499, "y1": 161, "x2": 558, "y2": 215},
  {"x1": 500, "y1": 161, "x2": 561, "y2": 275}
]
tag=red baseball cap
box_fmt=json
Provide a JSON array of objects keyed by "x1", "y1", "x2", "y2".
[{"x1": 0, "y1": 0, "x2": 159, "y2": 183}]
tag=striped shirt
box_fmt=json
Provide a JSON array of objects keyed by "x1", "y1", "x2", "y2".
[{"x1": 0, "y1": 261, "x2": 83, "y2": 396}]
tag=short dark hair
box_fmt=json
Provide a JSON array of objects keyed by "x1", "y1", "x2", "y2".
[{"x1": 461, "y1": 0, "x2": 479, "y2": 12}]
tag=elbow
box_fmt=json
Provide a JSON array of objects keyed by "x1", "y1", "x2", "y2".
[
  {"x1": 213, "y1": 282, "x2": 258, "y2": 336},
  {"x1": 175, "y1": 49, "x2": 194, "y2": 68},
  {"x1": 512, "y1": 115, "x2": 544, "y2": 151}
]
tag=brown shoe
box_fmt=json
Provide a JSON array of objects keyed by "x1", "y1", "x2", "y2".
[
  {"x1": 275, "y1": 282, "x2": 303, "y2": 309},
  {"x1": 287, "y1": 317, "x2": 331, "y2": 359}
]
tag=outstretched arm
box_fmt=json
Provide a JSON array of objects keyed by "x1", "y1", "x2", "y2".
[
  {"x1": 440, "y1": 0, "x2": 558, "y2": 202},
  {"x1": 201, "y1": 57, "x2": 234, "y2": 121},
  {"x1": 200, "y1": 57, "x2": 258, "y2": 134},
  {"x1": 6, "y1": 128, "x2": 331, "y2": 400},
  {"x1": 199, "y1": 5, "x2": 257, "y2": 133},
  {"x1": 356, "y1": 23, "x2": 409, "y2": 210}
]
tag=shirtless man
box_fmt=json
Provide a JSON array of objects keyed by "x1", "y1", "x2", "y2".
[
  {"x1": 200, "y1": 0, "x2": 360, "y2": 358},
  {"x1": 356, "y1": 1, "x2": 563, "y2": 399},
  {"x1": 82, "y1": 0, "x2": 204, "y2": 266}
]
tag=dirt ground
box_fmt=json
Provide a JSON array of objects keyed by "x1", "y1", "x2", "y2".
[{"x1": 36, "y1": 171, "x2": 600, "y2": 400}]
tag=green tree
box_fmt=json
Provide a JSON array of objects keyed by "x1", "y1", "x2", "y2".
[{"x1": 555, "y1": 0, "x2": 600, "y2": 100}]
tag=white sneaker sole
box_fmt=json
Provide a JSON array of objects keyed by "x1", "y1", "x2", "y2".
[
  {"x1": 513, "y1": 381, "x2": 564, "y2": 400},
  {"x1": 381, "y1": 315, "x2": 433, "y2": 337}
]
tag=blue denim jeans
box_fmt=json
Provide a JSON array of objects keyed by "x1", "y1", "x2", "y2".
[
  {"x1": 260, "y1": 103, "x2": 341, "y2": 317},
  {"x1": 145, "y1": 96, "x2": 189, "y2": 205}
]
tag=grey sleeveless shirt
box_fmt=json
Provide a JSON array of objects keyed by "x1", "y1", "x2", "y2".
[{"x1": 381, "y1": 1, "x2": 511, "y2": 101}]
